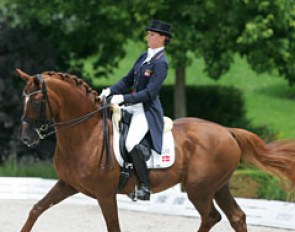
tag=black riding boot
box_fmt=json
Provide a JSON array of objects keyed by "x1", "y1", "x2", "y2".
[{"x1": 129, "y1": 145, "x2": 150, "y2": 200}]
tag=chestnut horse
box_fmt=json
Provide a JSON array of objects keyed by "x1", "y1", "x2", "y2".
[{"x1": 18, "y1": 69, "x2": 295, "y2": 232}]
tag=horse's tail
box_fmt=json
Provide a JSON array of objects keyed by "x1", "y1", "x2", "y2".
[{"x1": 228, "y1": 128, "x2": 295, "y2": 190}]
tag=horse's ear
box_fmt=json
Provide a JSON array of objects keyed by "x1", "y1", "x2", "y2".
[{"x1": 16, "y1": 69, "x2": 31, "y2": 82}]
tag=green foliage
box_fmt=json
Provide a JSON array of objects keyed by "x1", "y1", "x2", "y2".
[
  {"x1": 236, "y1": 0, "x2": 295, "y2": 85},
  {"x1": 0, "y1": 160, "x2": 57, "y2": 178},
  {"x1": 2, "y1": 1, "x2": 137, "y2": 77},
  {"x1": 160, "y1": 85, "x2": 246, "y2": 126},
  {"x1": 186, "y1": 55, "x2": 295, "y2": 139},
  {"x1": 161, "y1": 85, "x2": 277, "y2": 140},
  {"x1": 4, "y1": 0, "x2": 295, "y2": 119},
  {"x1": 132, "y1": 0, "x2": 295, "y2": 84},
  {"x1": 234, "y1": 168, "x2": 288, "y2": 200},
  {"x1": 4, "y1": 0, "x2": 295, "y2": 83}
]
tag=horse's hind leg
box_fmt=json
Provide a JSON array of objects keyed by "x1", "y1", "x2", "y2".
[
  {"x1": 214, "y1": 184, "x2": 247, "y2": 232},
  {"x1": 21, "y1": 180, "x2": 77, "y2": 232},
  {"x1": 187, "y1": 191, "x2": 221, "y2": 232}
]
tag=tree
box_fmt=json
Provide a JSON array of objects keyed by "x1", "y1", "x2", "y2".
[
  {"x1": 2, "y1": 0, "x2": 138, "y2": 77},
  {"x1": 132, "y1": 0, "x2": 295, "y2": 117},
  {"x1": 3, "y1": 0, "x2": 295, "y2": 119}
]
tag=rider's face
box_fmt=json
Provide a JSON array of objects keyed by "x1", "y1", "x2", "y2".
[{"x1": 146, "y1": 31, "x2": 166, "y2": 49}]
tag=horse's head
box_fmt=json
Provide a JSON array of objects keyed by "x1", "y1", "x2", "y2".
[
  {"x1": 17, "y1": 69, "x2": 105, "y2": 147},
  {"x1": 17, "y1": 69, "x2": 55, "y2": 147}
]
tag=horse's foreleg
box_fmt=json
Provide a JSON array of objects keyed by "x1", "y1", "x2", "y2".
[
  {"x1": 97, "y1": 194, "x2": 121, "y2": 232},
  {"x1": 21, "y1": 179, "x2": 77, "y2": 232},
  {"x1": 214, "y1": 184, "x2": 247, "y2": 232}
]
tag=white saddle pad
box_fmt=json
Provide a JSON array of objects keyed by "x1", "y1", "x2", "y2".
[{"x1": 112, "y1": 116, "x2": 175, "y2": 169}]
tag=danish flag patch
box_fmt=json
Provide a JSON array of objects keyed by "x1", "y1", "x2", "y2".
[{"x1": 162, "y1": 155, "x2": 170, "y2": 162}]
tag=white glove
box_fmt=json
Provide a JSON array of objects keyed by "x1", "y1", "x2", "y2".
[
  {"x1": 99, "y1": 88, "x2": 111, "y2": 98},
  {"x1": 111, "y1": 95, "x2": 124, "y2": 104}
]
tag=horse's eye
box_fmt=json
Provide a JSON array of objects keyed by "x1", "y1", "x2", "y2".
[{"x1": 30, "y1": 99, "x2": 40, "y2": 110}]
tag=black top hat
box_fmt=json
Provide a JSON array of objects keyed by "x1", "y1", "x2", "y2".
[{"x1": 145, "y1": 19, "x2": 173, "y2": 38}]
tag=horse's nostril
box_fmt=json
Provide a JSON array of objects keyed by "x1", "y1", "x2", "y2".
[{"x1": 21, "y1": 137, "x2": 30, "y2": 145}]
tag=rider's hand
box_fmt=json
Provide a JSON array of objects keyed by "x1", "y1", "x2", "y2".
[
  {"x1": 111, "y1": 95, "x2": 124, "y2": 104},
  {"x1": 99, "y1": 88, "x2": 111, "y2": 98}
]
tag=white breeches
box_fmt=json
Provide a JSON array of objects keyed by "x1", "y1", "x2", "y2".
[{"x1": 123, "y1": 103, "x2": 149, "y2": 152}]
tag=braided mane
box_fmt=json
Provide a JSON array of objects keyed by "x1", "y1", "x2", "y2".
[{"x1": 43, "y1": 71, "x2": 100, "y2": 104}]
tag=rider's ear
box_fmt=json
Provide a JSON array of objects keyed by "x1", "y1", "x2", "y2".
[{"x1": 16, "y1": 69, "x2": 31, "y2": 82}]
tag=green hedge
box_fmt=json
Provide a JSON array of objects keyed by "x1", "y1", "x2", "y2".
[
  {"x1": 165, "y1": 85, "x2": 277, "y2": 141},
  {"x1": 96, "y1": 84, "x2": 277, "y2": 140},
  {"x1": 160, "y1": 85, "x2": 246, "y2": 127},
  {"x1": 97, "y1": 85, "x2": 247, "y2": 127},
  {"x1": 231, "y1": 168, "x2": 289, "y2": 200}
]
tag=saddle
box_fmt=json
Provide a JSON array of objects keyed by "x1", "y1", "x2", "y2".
[
  {"x1": 111, "y1": 104, "x2": 175, "y2": 191},
  {"x1": 116, "y1": 108, "x2": 152, "y2": 190}
]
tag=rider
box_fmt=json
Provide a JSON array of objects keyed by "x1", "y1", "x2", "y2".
[{"x1": 100, "y1": 19, "x2": 172, "y2": 200}]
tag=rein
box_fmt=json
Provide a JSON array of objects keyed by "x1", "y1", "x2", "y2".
[
  {"x1": 37, "y1": 103, "x2": 111, "y2": 139},
  {"x1": 99, "y1": 97, "x2": 113, "y2": 171}
]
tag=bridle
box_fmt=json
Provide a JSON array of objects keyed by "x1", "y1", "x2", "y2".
[
  {"x1": 21, "y1": 73, "x2": 113, "y2": 170},
  {"x1": 21, "y1": 74, "x2": 55, "y2": 139},
  {"x1": 21, "y1": 74, "x2": 110, "y2": 140}
]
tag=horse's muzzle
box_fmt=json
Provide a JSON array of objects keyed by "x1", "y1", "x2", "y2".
[{"x1": 21, "y1": 122, "x2": 40, "y2": 147}]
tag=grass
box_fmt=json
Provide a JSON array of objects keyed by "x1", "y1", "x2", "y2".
[
  {"x1": 0, "y1": 160, "x2": 57, "y2": 179},
  {"x1": 89, "y1": 41, "x2": 295, "y2": 139},
  {"x1": 189, "y1": 57, "x2": 295, "y2": 139},
  {"x1": 231, "y1": 168, "x2": 294, "y2": 201}
]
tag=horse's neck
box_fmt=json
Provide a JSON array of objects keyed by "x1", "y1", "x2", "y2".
[
  {"x1": 48, "y1": 78, "x2": 109, "y2": 171},
  {"x1": 50, "y1": 80, "x2": 103, "y2": 143},
  {"x1": 50, "y1": 80, "x2": 97, "y2": 120}
]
